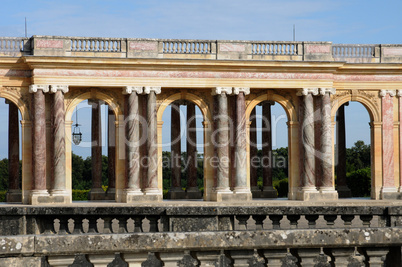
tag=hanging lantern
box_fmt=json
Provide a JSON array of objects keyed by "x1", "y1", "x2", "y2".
[{"x1": 72, "y1": 106, "x2": 82, "y2": 145}]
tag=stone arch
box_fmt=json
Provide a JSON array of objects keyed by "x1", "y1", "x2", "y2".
[
  {"x1": 245, "y1": 92, "x2": 299, "y2": 200},
  {"x1": 330, "y1": 93, "x2": 381, "y2": 199},
  {"x1": 64, "y1": 90, "x2": 123, "y2": 200},
  {"x1": 156, "y1": 92, "x2": 213, "y2": 200},
  {"x1": 0, "y1": 88, "x2": 30, "y2": 203}
]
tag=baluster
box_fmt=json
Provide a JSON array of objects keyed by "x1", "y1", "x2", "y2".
[
  {"x1": 133, "y1": 216, "x2": 144, "y2": 232},
  {"x1": 5, "y1": 40, "x2": 9, "y2": 50},
  {"x1": 360, "y1": 215, "x2": 373, "y2": 227},
  {"x1": 72, "y1": 217, "x2": 83, "y2": 234},
  {"x1": 269, "y1": 215, "x2": 283, "y2": 229},
  {"x1": 236, "y1": 215, "x2": 250, "y2": 230},
  {"x1": 117, "y1": 41, "x2": 121, "y2": 52},
  {"x1": 87, "y1": 217, "x2": 99, "y2": 233},
  {"x1": 285, "y1": 44, "x2": 289, "y2": 54},
  {"x1": 58, "y1": 217, "x2": 70, "y2": 235},
  {"x1": 84, "y1": 40, "x2": 89, "y2": 51},
  {"x1": 103, "y1": 217, "x2": 113, "y2": 234},
  {"x1": 112, "y1": 41, "x2": 116, "y2": 52},
  {"x1": 0, "y1": 40, "x2": 3, "y2": 50},
  {"x1": 147, "y1": 216, "x2": 159, "y2": 232},
  {"x1": 201, "y1": 42, "x2": 205, "y2": 53},
  {"x1": 269, "y1": 43, "x2": 273, "y2": 54},
  {"x1": 118, "y1": 216, "x2": 128, "y2": 233},
  {"x1": 305, "y1": 215, "x2": 319, "y2": 229},
  {"x1": 71, "y1": 40, "x2": 75, "y2": 51},
  {"x1": 324, "y1": 215, "x2": 337, "y2": 227},
  {"x1": 252, "y1": 215, "x2": 266, "y2": 230},
  {"x1": 281, "y1": 44, "x2": 285, "y2": 54},
  {"x1": 287, "y1": 215, "x2": 301, "y2": 229},
  {"x1": 108, "y1": 40, "x2": 112, "y2": 52},
  {"x1": 89, "y1": 40, "x2": 93, "y2": 51},
  {"x1": 341, "y1": 215, "x2": 354, "y2": 227}
]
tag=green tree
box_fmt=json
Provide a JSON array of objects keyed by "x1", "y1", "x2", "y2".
[{"x1": 346, "y1": 140, "x2": 371, "y2": 172}]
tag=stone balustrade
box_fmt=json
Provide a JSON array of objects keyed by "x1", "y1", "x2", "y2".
[
  {"x1": 0, "y1": 205, "x2": 401, "y2": 265},
  {"x1": 2, "y1": 35, "x2": 402, "y2": 62}
]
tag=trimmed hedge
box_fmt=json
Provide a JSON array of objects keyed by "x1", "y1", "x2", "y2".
[
  {"x1": 72, "y1": 189, "x2": 90, "y2": 201},
  {"x1": 346, "y1": 167, "x2": 371, "y2": 197}
]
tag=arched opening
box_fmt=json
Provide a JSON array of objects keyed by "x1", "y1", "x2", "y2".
[
  {"x1": 334, "y1": 101, "x2": 372, "y2": 198},
  {"x1": 0, "y1": 98, "x2": 23, "y2": 203},
  {"x1": 249, "y1": 100, "x2": 289, "y2": 199},
  {"x1": 67, "y1": 96, "x2": 120, "y2": 202},
  {"x1": 160, "y1": 99, "x2": 205, "y2": 199}
]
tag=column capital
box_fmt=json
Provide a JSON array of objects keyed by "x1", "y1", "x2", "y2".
[
  {"x1": 233, "y1": 87, "x2": 250, "y2": 95},
  {"x1": 319, "y1": 88, "x2": 336, "y2": 95},
  {"x1": 123, "y1": 86, "x2": 143, "y2": 95},
  {"x1": 396, "y1": 90, "x2": 402, "y2": 97},
  {"x1": 50, "y1": 85, "x2": 69, "y2": 94},
  {"x1": 296, "y1": 88, "x2": 319, "y2": 96},
  {"x1": 380, "y1": 89, "x2": 396, "y2": 97},
  {"x1": 144, "y1": 86, "x2": 161, "y2": 94},
  {"x1": 212, "y1": 87, "x2": 232, "y2": 95},
  {"x1": 29, "y1": 85, "x2": 49, "y2": 93}
]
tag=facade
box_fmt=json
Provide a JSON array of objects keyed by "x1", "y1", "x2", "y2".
[
  {"x1": 1, "y1": 36, "x2": 402, "y2": 204},
  {"x1": 1, "y1": 36, "x2": 402, "y2": 266}
]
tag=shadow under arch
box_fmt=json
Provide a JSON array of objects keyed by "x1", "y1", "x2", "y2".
[
  {"x1": 330, "y1": 94, "x2": 380, "y2": 199},
  {"x1": 156, "y1": 92, "x2": 213, "y2": 200},
  {"x1": 0, "y1": 90, "x2": 31, "y2": 203},
  {"x1": 64, "y1": 90, "x2": 123, "y2": 201},
  {"x1": 245, "y1": 92, "x2": 298, "y2": 200}
]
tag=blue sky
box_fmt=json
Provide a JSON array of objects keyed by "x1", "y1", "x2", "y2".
[{"x1": 0, "y1": 0, "x2": 397, "y2": 158}]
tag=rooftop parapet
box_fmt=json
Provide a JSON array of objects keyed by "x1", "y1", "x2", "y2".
[{"x1": 1, "y1": 35, "x2": 402, "y2": 63}]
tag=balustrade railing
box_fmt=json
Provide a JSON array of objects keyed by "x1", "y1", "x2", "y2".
[
  {"x1": 0, "y1": 37, "x2": 29, "y2": 52},
  {"x1": 332, "y1": 44, "x2": 376, "y2": 58},
  {"x1": 70, "y1": 38, "x2": 122, "y2": 52},
  {"x1": 162, "y1": 40, "x2": 213, "y2": 54},
  {"x1": 251, "y1": 42, "x2": 300, "y2": 55}
]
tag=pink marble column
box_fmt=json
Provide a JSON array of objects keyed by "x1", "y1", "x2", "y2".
[
  {"x1": 336, "y1": 103, "x2": 351, "y2": 197},
  {"x1": 107, "y1": 105, "x2": 116, "y2": 198},
  {"x1": 213, "y1": 87, "x2": 232, "y2": 193},
  {"x1": 233, "y1": 88, "x2": 251, "y2": 199},
  {"x1": 6, "y1": 100, "x2": 20, "y2": 201},
  {"x1": 313, "y1": 96, "x2": 322, "y2": 188},
  {"x1": 250, "y1": 108, "x2": 259, "y2": 194},
  {"x1": 297, "y1": 89, "x2": 318, "y2": 192},
  {"x1": 399, "y1": 91, "x2": 402, "y2": 192},
  {"x1": 123, "y1": 87, "x2": 142, "y2": 197},
  {"x1": 319, "y1": 88, "x2": 336, "y2": 192},
  {"x1": 144, "y1": 87, "x2": 162, "y2": 199},
  {"x1": 50, "y1": 85, "x2": 68, "y2": 196},
  {"x1": 261, "y1": 101, "x2": 277, "y2": 198},
  {"x1": 89, "y1": 99, "x2": 104, "y2": 200},
  {"x1": 380, "y1": 90, "x2": 397, "y2": 196},
  {"x1": 29, "y1": 85, "x2": 49, "y2": 196},
  {"x1": 186, "y1": 102, "x2": 201, "y2": 198},
  {"x1": 170, "y1": 102, "x2": 183, "y2": 192}
]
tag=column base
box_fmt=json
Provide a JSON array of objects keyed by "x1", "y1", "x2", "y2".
[
  {"x1": 105, "y1": 187, "x2": 116, "y2": 200},
  {"x1": 318, "y1": 187, "x2": 338, "y2": 200},
  {"x1": 88, "y1": 188, "x2": 106, "y2": 201},
  {"x1": 6, "y1": 189, "x2": 21, "y2": 202},
  {"x1": 166, "y1": 187, "x2": 186, "y2": 199},
  {"x1": 210, "y1": 188, "x2": 234, "y2": 202},
  {"x1": 381, "y1": 187, "x2": 401, "y2": 200},
  {"x1": 121, "y1": 189, "x2": 143, "y2": 203},
  {"x1": 30, "y1": 190, "x2": 70, "y2": 205},
  {"x1": 288, "y1": 187, "x2": 298, "y2": 200},
  {"x1": 336, "y1": 185, "x2": 352, "y2": 198},
  {"x1": 143, "y1": 188, "x2": 163, "y2": 202},
  {"x1": 296, "y1": 187, "x2": 321, "y2": 201},
  {"x1": 49, "y1": 189, "x2": 72, "y2": 204},
  {"x1": 261, "y1": 186, "x2": 278, "y2": 198},
  {"x1": 186, "y1": 187, "x2": 203, "y2": 199},
  {"x1": 251, "y1": 187, "x2": 262, "y2": 198}
]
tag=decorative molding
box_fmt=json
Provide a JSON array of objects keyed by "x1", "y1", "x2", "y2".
[
  {"x1": 319, "y1": 88, "x2": 336, "y2": 95},
  {"x1": 296, "y1": 88, "x2": 319, "y2": 96},
  {"x1": 143, "y1": 86, "x2": 161, "y2": 94},
  {"x1": 50, "y1": 85, "x2": 69, "y2": 94},
  {"x1": 379, "y1": 89, "x2": 396, "y2": 97},
  {"x1": 212, "y1": 87, "x2": 232, "y2": 95},
  {"x1": 233, "y1": 87, "x2": 250, "y2": 95},
  {"x1": 123, "y1": 86, "x2": 143, "y2": 95},
  {"x1": 29, "y1": 85, "x2": 49, "y2": 93}
]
